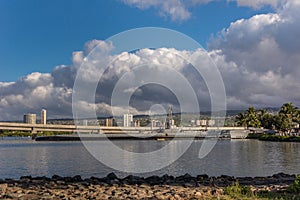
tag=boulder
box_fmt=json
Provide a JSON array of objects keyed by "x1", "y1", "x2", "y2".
[{"x1": 106, "y1": 172, "x2": 118, "y2": 180}]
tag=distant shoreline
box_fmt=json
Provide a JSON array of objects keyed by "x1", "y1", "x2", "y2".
[
  {"x1": 247, "y1": 133, "x2": 300, "y2": 142},
  {"x1": 34, "y1": 134, "x2": 209, "y2": 141}
]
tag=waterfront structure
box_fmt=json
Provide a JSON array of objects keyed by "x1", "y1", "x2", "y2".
[
  {"x1": 208, "y1": 119, "x2": 215, "y2": 126},
  {"x1": 199, "y1": 120, "x2": 207, "y2": 127},
  {"x1": 41, "y1": 109, "x2": 47, "y2": 124},
  {"x1": 123, "y1": 114, "x2": 133, "y2": 127},
  {"x1": 190, "y1": 119, "x2": 195, "y2": 126},
  {"x1": 134, "y1": 120, "x2": 140, "y2": 127},
  {"x1": 165, "y1": 106, "x2": 175, "y2": 129},
  {"x1": 196, "y1": 119, "x2": 216, "y2": 127},
  {"x1": 106, "y1": 118, "x2": 113, "y2": 127},
  {"x1": 0, "y1": 121, "x2": 249, "y2": 136},
  {"x1": 23, "y1": 114, "x2": 36, "y2": 124},
  {"x1": 151, "y1": 120, "x2": 162, "y2": 127}
]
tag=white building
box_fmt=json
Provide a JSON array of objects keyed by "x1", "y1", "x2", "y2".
[
  {"x1": 199, "y1": 120, "x2": 207, "y2": 127},
  {"x1": 208, "y1": 119, "x2": 215, "y2": 126},
  {"x1": 41, "y1": 109, "x2": 47, "y2": 124},
  {"x1": 198, "y1": 119, "x2": 215, "y2": 127},
  {"x1": 24, "y1": 114, "x2": 36, "y2": 124},
  {"x1": 123, "y1": 114, "x2": 133, "y2": 127},
  {"x1": 151, "y1": 120, "x2": 162, "y2": 128}
]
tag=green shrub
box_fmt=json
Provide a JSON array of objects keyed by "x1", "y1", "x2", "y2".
[
  {"x1": 224, "y1": 182, "x2": 254, "y2": 198},
  {"x1": 288, "y1": 175, "x2": 300, "y2": 193}
]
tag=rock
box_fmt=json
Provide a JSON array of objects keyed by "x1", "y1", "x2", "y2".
[
  {"x1": 25, "y1": 189, "x2": 36, "y2": 194},
  {"x1": 145, "y1": 175, "x2": 161, "y2": 185},
  {"x1": 106, "y1": 172, "x2": 118, "y2": 180},
  {"x1": 32, "y1": 176, "x2": 49, "y2": 181},
  {"x1": 161, "y1": 174, "x2": 174, "y2": 182},
  {"x1": 183, "y1": 182, "x2": 196, "y2": 187},
  {"x1": 196, "y1": 174, "x2": 209, "y2": 180},
  {"x1": 20, "y1": 176, "x2": 32, "y2": 180},
  {"x1": 183, "y1": 173, "x2": 192, "y2": 178},
  {"x1": 0, "y1": 183, "x2": 8, "y2": 195},
  {"x1": 219, "y1": 175, "x2": 234, "y2": 181},
  {"x1": 123, "y1": 175, "x2": 144, "y2": 185},
  {"x1": 18, "y1": 194, "x2": 40, "y2": 200},
  {"x1": 52, "y1": 174, "x2": 63, "y2": 180},
  {"x1": 73, "y1": 175, "x2": 82, "y2": 182},
  {"x1": 63, "y1": 176, "x2": 73, "y2": 182},
  {"x1": 0, "y1": 173, "x2": 298, "y2": 199},
  {"x1": 55, "y1": 180, "x2": 65, "y2": 185},
  {"x1": 175, "y1": 175, "x2": 190, "y2": 183},
  {"x1": 107, "y1": 179, "x2": 120, "y2": 185},
  {"x1": 90, "y1": 176, "x2": 103, "y2": 184},
  {"x1": 194, "y1": 191, "x2": 202, "y2": 198},
  {"x1": 4, "y1": 178, "x2": 16, "y2": 184}
]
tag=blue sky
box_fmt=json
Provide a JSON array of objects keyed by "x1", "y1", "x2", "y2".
[{"x1": 0, "y1": 0, "x2": 273, "y2": 82}]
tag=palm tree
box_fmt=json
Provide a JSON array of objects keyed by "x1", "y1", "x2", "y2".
[
  {"x1": 236, "y1": 112, "x2": 247, "y2": 127},
  {"x1": 274, "y1": 114, "x2": 291, "y2": 132},
  {"x1": 245, "y1": 107, "x2": 261, "y2": 128},
  {"x1": 258, "y1": 109, "x2": 267, "y2": 124},
  {"x1": 293, "y1": 109, "x2": 300, "y2": 124},
  {"x1": 279, "y1": 102, "x2": 295, "y2": 116},
  {"x1": 258, "y1": 109, "x2": 274, "y2": 129},
  {"x1": 278, "y1": 102, "x2": 296, "y2": 131},
  {"x1": 236, "y1": 107, "x2": 261, "y2": 128}
]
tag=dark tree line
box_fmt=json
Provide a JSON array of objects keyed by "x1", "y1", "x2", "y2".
[{"x1": 235, "y1": 102, "x2": 300, "y2": 131}]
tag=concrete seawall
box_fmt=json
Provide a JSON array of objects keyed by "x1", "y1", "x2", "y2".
[{"x1": 35, "y1": 133, "x2": 210, "y2": 141}]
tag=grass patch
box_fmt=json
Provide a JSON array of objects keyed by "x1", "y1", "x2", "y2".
[
  {"x1": 0, "y1": 130, "x2": 73, "y2": 137},
  {"x1": 288, "y1": 175, "x2": 300, "y2": 193},
  {"x1": 257, "y1": 191, "x2": 300, "y2": 200},
  {"x1": 0, "y1": 130, "x2": 32, "y2": 137},
  {"x1": 222, "y1": 180, "x2": 300, "y2": 200},
  {"x1": 224, "y1": 182, "x2": 254, "y2": 199},
  {"x1": 36, "y1": 131, "x2": 73, "y2": 136},
  {"x1": 246, "y1": 133, "x2": 262, "y2": 139}
]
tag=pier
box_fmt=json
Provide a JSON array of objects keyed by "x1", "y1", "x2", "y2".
[{"x1": 0, "y1": 122, "x2": 250, "y2": 139}]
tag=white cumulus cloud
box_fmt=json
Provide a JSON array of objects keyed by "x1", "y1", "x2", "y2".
[
  {"x1": 120, "y1": 0, "x2": 285, "y2": 21},
  {"x1": 208, "y1": 0, "x2": 300, "y2": 108},
  {"x1": 1, "y1": 1, "x2": 300, "y2": 120}
]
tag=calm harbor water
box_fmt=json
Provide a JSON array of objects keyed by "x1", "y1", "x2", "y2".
[{"x1": 0, "y1": 138, "x2": 300, "y2": 179}]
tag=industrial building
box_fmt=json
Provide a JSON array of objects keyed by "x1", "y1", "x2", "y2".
[
  {"x1": 41, "y1": 109, "x2": 47, "y2": 124},
  {"x1": 123, "y1": 114, "x2": 133, "y2": 127},
  {"x1": 23, "y1": 114, "x2": 36, "y2": 124}
]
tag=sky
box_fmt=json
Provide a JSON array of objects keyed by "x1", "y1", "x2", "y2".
[{"x1": 0, "y1": 0, "x2": 300, "y2": 120}]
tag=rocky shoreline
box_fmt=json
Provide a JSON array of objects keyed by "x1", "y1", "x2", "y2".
[{"x1": 0, "y1": 173, "x2": 297, "y2": 199}]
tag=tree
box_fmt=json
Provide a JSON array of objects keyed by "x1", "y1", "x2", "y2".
[
  {"x1": 258, "y1": 109, "x2": 274, "y2": 129},
  {"x1": 235, "y1": 103, "x2": 300, "y2": 131},
  {"x1": 236, "y1": 112, "x2": 247, "y2": 127},
  {"x1": 279, "y1": 102, "x2": 295, "y2": 116},
  {"x1": 235, "y1": 107, "x2": 261, "y2": 128},
  {"x1": 274, "y1": 114, "x2": 292, "y2": 132},
  {"x1": 277, "y1": 102, "x2": 297, "y2": 131},
  {"x1": 245, "y1": 107, "x2": 261, "y2": 128},
  {"x1": 293, "y1": 109, "x2": 300, "y2": 124}
]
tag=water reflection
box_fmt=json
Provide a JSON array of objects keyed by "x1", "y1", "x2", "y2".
[{"x1": 0, "y1": 139, "x2": 300, "y2": 179}]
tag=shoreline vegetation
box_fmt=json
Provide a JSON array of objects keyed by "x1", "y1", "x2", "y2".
[
  {"x1": 1, "y1": 173, "x2": 299, "y2": 199},
  {"x1": 247, "y1": 133, "x2": 300, "y2": 142},
  {"x1": 0, "y1": 130, "x2": 72, "y2": 138},
  {"x1": 236, "y1": 102, "x2": 300, "y2": 134}
]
